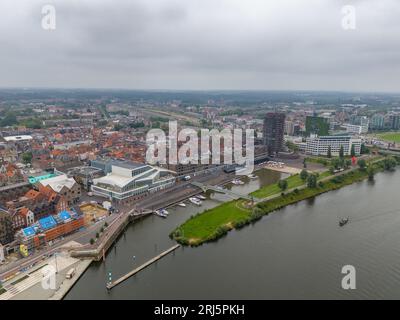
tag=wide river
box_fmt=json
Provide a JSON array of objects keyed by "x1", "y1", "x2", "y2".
[{"x1": 66, "y1": 169, "x2": 400, "y2": 299}]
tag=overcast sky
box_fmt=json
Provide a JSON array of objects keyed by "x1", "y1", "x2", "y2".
[{"x1": 0, "y1": 0, "x2": 399, "y2": 92}]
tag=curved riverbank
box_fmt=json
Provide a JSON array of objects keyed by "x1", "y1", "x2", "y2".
[
  {"x1": 65, "y1": 168, "x2": 400, "y2": 299},
  {"x1": 171, "y1": 156, "x2": 399, "y2": 246}
]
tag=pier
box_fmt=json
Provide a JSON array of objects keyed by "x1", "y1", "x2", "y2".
[{"x1": 106, "y1": 244, "x2": 181, "y2": 290}]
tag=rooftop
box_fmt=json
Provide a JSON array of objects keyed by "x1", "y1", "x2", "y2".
[
  {"x1": 3, "y1": 135, "x2": 33, "y2": 142},
  {"x1": 39, "y1": 174, "x2": 77, "y2": 192}
]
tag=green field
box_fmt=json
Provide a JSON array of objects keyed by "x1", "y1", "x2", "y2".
[
  {"x1": 378, "y1": 132, "x2": 400, "y2": 143},
  {"x1": 173, "y1": 201, "x2": 251, "y2": 245}
]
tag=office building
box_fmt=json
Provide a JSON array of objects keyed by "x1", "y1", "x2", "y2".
[
  {"x1": 305, "y1": 136, "x2": 361, "y2": 157},
  {"x1": 371, "y1": 114, "x2": 385, "y2": 130},
  {"x1": 263, "y1": 112, "x2": 285, "y2": 155},
  {"x1": 389, "y1": 114, "x2": 400, "y2": 130}
]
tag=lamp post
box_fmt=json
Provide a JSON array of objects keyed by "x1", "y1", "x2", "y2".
[{"x1": 54, "y1": 252, "x2": 58, "y2": 275}]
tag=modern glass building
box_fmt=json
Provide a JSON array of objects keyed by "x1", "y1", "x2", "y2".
[{"x1": 91, "y1": 160, "x2": 176, "y2": 203}]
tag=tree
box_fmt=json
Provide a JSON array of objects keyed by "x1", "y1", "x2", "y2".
[
  {"x1": 327, "y1": 145, "x2": 332, "y2": 158},
  {"x1": 307, "y1": 174, "x2": 318, "y2": 188},
  {"x1": 331, "y1": 158, "x2": 341, "y2": 170},
  {"x1": 303, "y1": 158, "x2": 307, "y2": 169},
  {"x1": 350, "y1": 144, "x2": 356, "y2": 157},
  {"x1": 114, "y1": 123, "x2": 123, "y2": 131},
  {"x1": 90, "y1": 238, "x2": 95, "y2": 245},
  {"x1": 278, "y1": 179, "x2": 288, "y2": 191},
  {"x1": 0, "y1": 111, "x2": 18, "y2": 127},
  {"x1": 104, "y1": 222, "x2": 108, "y2": 228},
  {"x1": 300, "y1": 169, "x2": 309, "y2": 181},
  {"x1": 22, "y1": 152, "x2": 33, "y2": 164},
  {"x1": 286, "y1": 141, "x2": 299, "y2": 152},
  {"x1": 360, "y1": 143, "x2": 370, "y2": 155},
  {"x1": 383, "y1": 157, "x2": 397, "y2": 171},
  {"x1": 345, "y1": 159, "x2": 352, "y2": 169},
  {"x1": 358, "y1": 159, "x2": 367, "y2": 171},
  {"x1": 95, "y1": 232, "x2": 99, "y2": 239},
  {"x1": 339, "y1": 145, "x2": 344, "y2": 159},
  {"x1": 367, "y1": 166, "x2": 375, "y2": 181}
]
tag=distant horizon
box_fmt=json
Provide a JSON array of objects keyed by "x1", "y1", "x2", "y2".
[{"x1": 0, "y1": 86, "x2": 399, "y2": 96}]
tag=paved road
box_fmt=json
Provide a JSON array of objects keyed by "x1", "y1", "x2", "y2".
[{"x1": 0, "y1": 213, "x2": 119, "y2": 280}]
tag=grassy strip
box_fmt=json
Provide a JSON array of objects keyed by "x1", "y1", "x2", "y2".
[
  {"x1": 305, "y1": 156, "x2": 332, "y2": 166},
  {"x1": 378, "y1": 132, "x2": 400, "y2": 143},
  {"x1": 0, "y1": 287, "x2": 6, "y2": 295},
  {"x1": 250, "y1": 170, "x2": 330, "y2": 199},
  {"x1": 171, "y1": 157, "x2": 398, "y2": 247},
  {"x1": 250, "y1": 174, "x2": 304, "y2": 198}
]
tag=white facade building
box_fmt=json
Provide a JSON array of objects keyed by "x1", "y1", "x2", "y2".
[
  {"x1": 305, "y1": 136, "x2": 361, "y2": 156},
  {"x1": 343, "y1": 118, "x2": 369, "y2": 135},
  {"x1": 91, "y1": 161, "x2": 176, "y2": 202},
  {"x1": 0, "y1": 243, "x2": 5, "y2": 264}
]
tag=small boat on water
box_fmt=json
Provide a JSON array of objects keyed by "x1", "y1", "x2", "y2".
[
  {"x1": 247, "y1": 174, "x2": 258, "y2": 179},
  {"x1": 339, "y1": 217, "x2": 349, "y2": 227},
  {"x1": 232, "y1": 179, "x2": 244, "y2": 185},
  {"x1": 189, "y1": 197, "x2": 202, "y2": 206},
  {"x1": 197, "y1": 195, "x2": 206, "y2": 200},
  {"x1": 178, "y1": 203, "x2": 186, "y2": 207},
  {"x1": 155, "y1": 210, "x2": 167, "y2": 218}
]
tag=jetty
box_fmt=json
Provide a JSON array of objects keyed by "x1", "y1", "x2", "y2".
[{"x1": 106, "y1": 244, "x2": 181, "y2": 290}]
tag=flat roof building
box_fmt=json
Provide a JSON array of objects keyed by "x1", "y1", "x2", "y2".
[{"x1": 305, "y1": 135, "x2": 361, "y2": 157}]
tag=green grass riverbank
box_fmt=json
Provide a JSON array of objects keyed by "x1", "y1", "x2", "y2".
[{"x1": 170, "y1": 156, "x2": 399, "y2": 247}]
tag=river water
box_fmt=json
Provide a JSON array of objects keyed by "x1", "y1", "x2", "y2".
[{"x1": 66, "y1": 169, "x2": 400, "y2": 300}]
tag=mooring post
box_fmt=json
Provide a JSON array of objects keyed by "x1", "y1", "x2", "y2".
[{"x1": 107, "y1": 271, "x2": 112, "y2": 292}]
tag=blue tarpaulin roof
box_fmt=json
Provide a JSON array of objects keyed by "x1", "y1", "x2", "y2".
[
  {"x1": 38, "y1": 216, "x2": 57, "y2": 230},
  {"x1": 58, "y1": 210, "x2": 71, "y2": 221},
  {"x1": 23, "y1": 226, "x2": 36, "y2": 237}
]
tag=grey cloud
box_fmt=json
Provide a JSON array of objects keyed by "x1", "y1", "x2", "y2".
[{"x1": 0, "y1": 0, "x2": 399, "y2": 91}]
